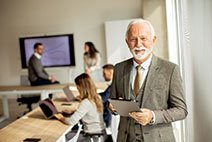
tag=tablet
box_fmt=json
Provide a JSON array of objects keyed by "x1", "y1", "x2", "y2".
[{"x1": 109, "y1": 99, "x2": 141, "y2": 117}]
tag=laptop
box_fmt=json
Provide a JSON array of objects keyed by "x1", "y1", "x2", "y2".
[
  {"x1": 39, "y1": 98, "x2": 71, "y2": 120},
  {"x1": 62, "y1": 85, "x2": 78, "y2": 102}
]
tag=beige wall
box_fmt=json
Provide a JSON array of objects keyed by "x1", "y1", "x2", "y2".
[
  {"x1": 142, "y1": 0, "x2": 168, "y2": 59},
  {"x1": 0, "y1": 0, "x2": 142, "y2": 85}
]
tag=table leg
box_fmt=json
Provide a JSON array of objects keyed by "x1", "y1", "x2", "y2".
[
  {"x1": 0, "y1": 95, "x2": 9, "y2": 122},
  {"x1": 41, "y1": 91, "x2": 49, "y2": 100}
]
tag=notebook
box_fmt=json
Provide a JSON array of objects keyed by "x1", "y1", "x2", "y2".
[
  {"x1": 62, "y1": 85, "x2": 78, "y2": 102},
  {"x1": 109, "y1": 99, "x2": 141, "y2": 117},
  {"x1": 39, "y1": 98, "x2": 71, "y2": 120}
]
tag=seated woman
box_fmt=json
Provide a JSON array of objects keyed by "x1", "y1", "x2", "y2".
[{"x1": 56, "y1": 73, "x2": 105, "y2": 142}]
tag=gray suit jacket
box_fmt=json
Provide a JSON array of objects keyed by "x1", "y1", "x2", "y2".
[
  {"x1": 110, "y1": 55, "x2": 188, "y2": 142},
  {"x1": 28, "y1": 54, "x2": 49, "y2": 82}
]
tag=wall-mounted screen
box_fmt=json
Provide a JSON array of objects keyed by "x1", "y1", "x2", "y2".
[{"x1": 19, "y1": 34, "x2": 75, "y2": 69}]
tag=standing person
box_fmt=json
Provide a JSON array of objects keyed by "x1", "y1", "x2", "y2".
[
  {"x1": 57, "y1": 73, "x2": 105, "y2": 141},
  {"x1": 110, "y1": 19, "x2": 188, "y2": 142},
  {"x1": 99, "y1": 64, "x2": 114, "y2": 128},
  {"x1": 83, "y1": 41, "x2": 101, "y2": 75},
  {"x1": 28, "y1": 42, "x2": 60, "y2": 86}
]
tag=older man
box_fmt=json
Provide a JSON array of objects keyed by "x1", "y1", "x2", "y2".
[{"x1": 110, "y1": 19, "x2": 187, "y2": 142}]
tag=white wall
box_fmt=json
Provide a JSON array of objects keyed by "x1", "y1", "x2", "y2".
[
  {"x1": 105, "y1": 19, "x2": 133, "y2": 65},
  {"x1": 105, "y1": 0, "x2": 169, "y2": 65},
  {"x1": 0, "y1": 0, "x2": 142, "y2": 85},
  {"x1": 188, "y1": 0, "x2": 212, "y2": 141}
]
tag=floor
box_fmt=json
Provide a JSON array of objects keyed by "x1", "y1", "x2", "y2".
[{"x1": 0, "y1": 98, "x2": 38, "y2": 129}]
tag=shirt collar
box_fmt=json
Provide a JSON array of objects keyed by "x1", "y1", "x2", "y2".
[
  {"x1": 34, "y1": 52, "x2": 41, "y2": 59},
  {"x1": 133, "y1": 53, "x2": 153, "y2": 70},
  {"x1": 108, "y1": 80, "x2": 112, "y2": 85}
]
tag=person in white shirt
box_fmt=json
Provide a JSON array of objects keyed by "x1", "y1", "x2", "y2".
[{"x1": 83, "y1": 41, "x2": 101, "y2": 75}]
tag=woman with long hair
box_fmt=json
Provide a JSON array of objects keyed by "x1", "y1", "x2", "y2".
[
  {"x1": 58, "y1": 73, "x2": 105, "y2": 141},
  {"x1": 83, "y1": 41, "x2": 101, "y2": 75}
]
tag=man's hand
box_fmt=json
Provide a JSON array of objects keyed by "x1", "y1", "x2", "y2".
[
  {"x1": 129, "y1": 108, "x2": 153, "y2": 126},
  {"x1": 108, "y1": 102, "x2": 118, "y2": 115},
  {"x1": 50, "y1": 75, "x2": 56, "y2": 83}
]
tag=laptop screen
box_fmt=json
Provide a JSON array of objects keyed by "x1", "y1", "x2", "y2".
[
  {"x1": 39, "y1": 98, "x2": 58, "y2": 119},
  {"x1": 63, "y1": 86, "x2": 75, "y2": 101}
]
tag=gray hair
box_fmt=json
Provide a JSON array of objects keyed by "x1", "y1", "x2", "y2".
[{"x1": 125, "y1": 19, "x2": 156, "y2": 39}]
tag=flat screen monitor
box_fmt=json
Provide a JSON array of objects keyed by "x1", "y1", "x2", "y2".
[{"x1": 19, "y1": 34, "x2": 75, "y2": 69}]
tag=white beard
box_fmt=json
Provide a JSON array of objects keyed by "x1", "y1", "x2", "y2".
[{"x1": 130, "y1": 46, "x2": 154, "y2": 61}]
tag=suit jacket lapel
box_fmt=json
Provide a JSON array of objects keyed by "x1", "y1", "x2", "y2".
[
  {"x1": 142, "y1": 55, "x2": 160, "y2": 106},
  {"x1": 123, "y1": 58, "x2": 133, "y2": 99}
]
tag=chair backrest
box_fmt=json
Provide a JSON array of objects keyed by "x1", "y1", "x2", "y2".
[
  {"x1": 20, "y1": 75, "x2": 30, "y2": 85},
  {"x1": 68, "y1": 124, "x2": 82, "y2": 142},
  {"x1": 17, "y1": 75, "x2": 40, "y2": 114},
  {"x1": 86, "y1": 132, "x2": 105, "y2": 142}
]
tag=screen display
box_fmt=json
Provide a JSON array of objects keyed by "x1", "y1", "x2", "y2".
[{"x1": 19, "y1": 34, "x2": 75, "y2": 69}]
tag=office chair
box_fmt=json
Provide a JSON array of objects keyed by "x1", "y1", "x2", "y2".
[
  {"x1": 85, "y1": 132, "x2": 105, "y2": 142},
  {"x1": 16, "y1": 75, "x2": 40, "y2": 115}
]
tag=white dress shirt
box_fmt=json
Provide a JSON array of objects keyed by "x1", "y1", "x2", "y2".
[
  {"x1": 131, "y1": 54, "x2": 156, "y2": 124},
  {"x1": 131, "y1": 54, "x2": 153, "y2": 90},
  {"x1": 34, "y1": 52, "x2": 41, "y2": 59}
]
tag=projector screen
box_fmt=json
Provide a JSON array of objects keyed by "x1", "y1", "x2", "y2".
[{"x1": 19, "y1": 34, "x2": 75, "y2": 69}]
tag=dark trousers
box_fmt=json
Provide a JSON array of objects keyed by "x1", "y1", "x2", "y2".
[{"x1": 30, "y1": 78, "x2": 60, "y2": 86}]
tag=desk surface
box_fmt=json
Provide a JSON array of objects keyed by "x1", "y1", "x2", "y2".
[
  {"x1": 0, "y1": 101, "x2": 79, "y2": 142},
  {"x1": 0, "y1": 82, "x2": 108, "y2": 141},
  {"x1": 0, "y1": 84, "x2": 72, "y2": 91},
  {"x1": 0, "y1": 82, "x2": 108, "y2": 92}
]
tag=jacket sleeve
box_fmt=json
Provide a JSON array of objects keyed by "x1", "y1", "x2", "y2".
[
  {"x1": 32, "y1": 58, "x2": 49, "y2": 80},
  {"x1": 153, "y1": 65, "x2": 188, "y2": 124},
  {"x1": 100, "y1": 86, "x2": 111, "y2": 103},
  {"x1": 110, "y1": 65, "x2": 118, "y2": 99}
]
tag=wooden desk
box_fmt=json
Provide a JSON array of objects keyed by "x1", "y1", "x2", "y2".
[
  {"x1": 0, "y1": 101, "x2": 79, "y2": 142},
  {"x1": 0, "y1": 82, "x2": 107, "y2": 122}
]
